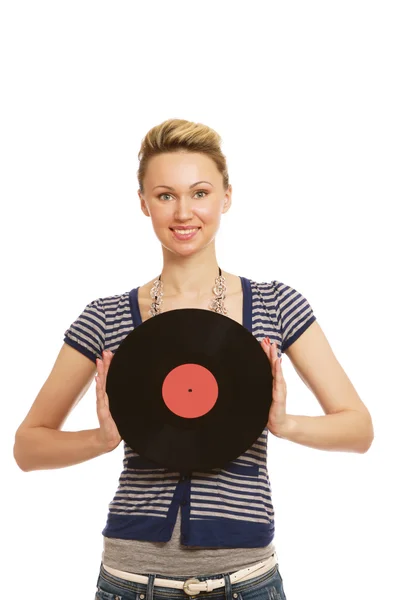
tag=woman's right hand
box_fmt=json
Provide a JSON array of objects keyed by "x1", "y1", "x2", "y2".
[{"x1": 95, "y1": 350, "x2": 122, "y2": 453}]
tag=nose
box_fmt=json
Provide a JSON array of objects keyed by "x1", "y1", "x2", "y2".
[{"x1": 174, "y1": 197, "x2": 194, "y2": 221}]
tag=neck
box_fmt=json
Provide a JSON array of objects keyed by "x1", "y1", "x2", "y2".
[
  {"x1": 157, "y1": 240, "x2": 225, "y2": 298},
  {"x1": 158, "y1": 251, "x2": 222, "y2": 297},
  {"x1": 159, "y1": 265, "x2": 222, "y2": 298}
]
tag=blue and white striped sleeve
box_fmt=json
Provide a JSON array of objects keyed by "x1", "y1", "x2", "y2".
[
  {"x1": 63, "y1": 298, "x2": 106, "y2": 364},
  {"x1": 271, "y1": 281, "x2": 317, "y2": 353}
]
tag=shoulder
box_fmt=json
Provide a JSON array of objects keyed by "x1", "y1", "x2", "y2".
[
  {"x1": 100, "y1": 291, "x2": 131, "y2": 316},
  {"x1": 70, "y1": 291, "x2": 131, "y2": 321},
  {"x1": 63, "y1": 290, "x2": 132, "y2": 362},
  {"x1": 250, "y1": 278, "x2": 317, "y2": 353}
]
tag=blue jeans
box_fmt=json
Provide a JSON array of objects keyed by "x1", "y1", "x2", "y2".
[{"x1": 95, "y1": 562, "x2": 287, "y2": 600}]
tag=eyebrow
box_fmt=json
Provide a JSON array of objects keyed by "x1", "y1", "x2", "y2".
[{"x1": 152, "y1": 180, "x2": 214, "y2": 191}]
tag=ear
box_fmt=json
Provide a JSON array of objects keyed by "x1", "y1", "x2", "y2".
[
  {"x1": 138, "y1": 190, "x2": 150, "y2": 217},
  {"x1": 222, "y1": 185, "x2": 232, "y2": 214}
]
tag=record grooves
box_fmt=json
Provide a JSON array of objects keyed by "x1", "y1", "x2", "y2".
[{"x1": 106, "y1": 308, "x2": 273, "y2": 473}]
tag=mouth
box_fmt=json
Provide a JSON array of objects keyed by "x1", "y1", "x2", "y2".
[{"x1": 170, "y1": 227, "x2": 200, "y2": 240}]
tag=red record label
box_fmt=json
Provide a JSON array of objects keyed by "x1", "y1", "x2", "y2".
[{"x1": 162, "y1": 363, "x2": 218, "y2": 418}]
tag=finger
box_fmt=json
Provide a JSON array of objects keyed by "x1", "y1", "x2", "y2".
[
  {"x1": 261, "y1": 338, "x2": 271, "y2": 357},
  {"x1": 95, "y1": 374, "x2": 105, "y2": 408},
  {"x1": 272, "y1": 343, "x2": 282, "y2": 367},
  {"x1": 98, "y1": 399, "x2": 109, "y2": 419},
  {"x1": 95, "y1": 369, "x2": 104, "y2": 393},
  {"x1": 96, "y1": 381, "x2": 110, "y2": 414},
  {"x1": 275, "y1": 359, "x2": 286, "y2": 387},
  {"x1": 95, "y1": 360, "x2": 108, "y2": 401},
  {"x1": 96, "y1": 358, "x2": 104, "y2": 386},
  {"x1": 101, "y1": 387, "x2": 110, "y2": 410},
  {"x1": 101, "y1": 354, "x2": 111, "y2": 376},
  {"x1": 275, "y1": 358, "x2": 281, "y2": 379},
  {"x1": 102, "y1": 351, "x2": 113, "y2": 402},
  {"x1": 103, "y1": 350, "x2": 113, "y2": 377},
  {"x1": 270, "y1": 341, "x2": 278, "y2": 362},
  {"x1": 100, "y1": 351, "x2": 110, "y2": 378},
  {"x1": 95, "y1": 358, "x2": 101, "y2": 380},
  {"x1": 270, "y1": 343, "x2": 282, "y2": 378}
]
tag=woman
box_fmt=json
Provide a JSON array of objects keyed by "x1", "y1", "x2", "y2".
[{"x1": 14, "y1": 118, "x2": 374, "y2": 600}]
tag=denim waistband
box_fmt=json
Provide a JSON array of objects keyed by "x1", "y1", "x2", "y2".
[{"x1": 96, "y1": 559, "x2": 281, "y2": 600}]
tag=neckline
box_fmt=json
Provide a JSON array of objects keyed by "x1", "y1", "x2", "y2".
[{"x1": 128, "y1": 276, "x2": 253, "y2": 333}]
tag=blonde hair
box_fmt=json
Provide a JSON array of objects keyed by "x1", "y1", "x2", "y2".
[{"x1": 137, "y1": 118, "x2": 230, "y2": 194}]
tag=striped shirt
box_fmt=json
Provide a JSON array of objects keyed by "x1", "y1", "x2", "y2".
[{"x1": 64, "y1": 277, "x2": 316, "y2": 571}]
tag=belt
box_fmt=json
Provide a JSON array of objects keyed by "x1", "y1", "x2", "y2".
[{"x1": 102, "y1": 553, "x2": 278, "y2": 596}]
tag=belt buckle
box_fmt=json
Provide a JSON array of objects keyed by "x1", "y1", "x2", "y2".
[{"x1": 183, "y1": 577, "x2": 201, "y2": 596}]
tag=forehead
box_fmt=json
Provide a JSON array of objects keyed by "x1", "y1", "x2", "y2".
[{"x1": 146, "y1": 152, "x2": 218, "y2": 183}]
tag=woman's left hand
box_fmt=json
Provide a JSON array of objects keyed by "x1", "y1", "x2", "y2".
[{"x1": 260, "y1": 337, "x2": 289, "y2": 438}]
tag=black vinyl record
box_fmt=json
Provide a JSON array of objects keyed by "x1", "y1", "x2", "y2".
[{"x1": 106, "y1": 308, "x2": 273, "y2": 473}]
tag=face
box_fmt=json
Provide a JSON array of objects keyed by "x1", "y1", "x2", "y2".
[{"x1": 138, "y1": 152, "x2": 232, "y2": 256}]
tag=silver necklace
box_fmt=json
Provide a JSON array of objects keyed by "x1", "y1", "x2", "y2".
[{"x1": 149, "y1": 267, "x2": 228, "y2": 318}]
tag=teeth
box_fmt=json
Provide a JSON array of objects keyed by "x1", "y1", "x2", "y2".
[{"x1": 173, "y1": 228, "x2": 197, "y2": 234}]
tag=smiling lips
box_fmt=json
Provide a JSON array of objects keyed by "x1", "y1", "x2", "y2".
[{"x1": 170, "y1": 227, "x2": 200, "y2": 240}]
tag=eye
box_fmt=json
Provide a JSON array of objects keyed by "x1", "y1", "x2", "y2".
[
  {"x1": 158, "y1": 190, "x2": 209, "y2": 201},
  {"x1": 195, "y1": 190, "x2": 208, "y2": 198}
]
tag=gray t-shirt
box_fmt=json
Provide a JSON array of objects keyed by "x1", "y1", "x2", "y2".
[{"x1": 102, "y1": 508, "x2": 276, "y2": 576}]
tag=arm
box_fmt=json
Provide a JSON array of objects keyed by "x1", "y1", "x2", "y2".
[
  {"x1": 13, "y1": 343, "x2": 108, "y2": 471},
  {"x1": 14, "y1": 427, "x2": 107, "y2": 472},
  {"x1": 276, "y1": 410, "x2": 373, "y2": 453},
  {"x1": 282, "y1": 321, "x2": 374, "y2": 453}
]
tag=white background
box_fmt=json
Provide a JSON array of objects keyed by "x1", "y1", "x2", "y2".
[{"x1": 2, "y1": 1, "x2": 399, "y2": 598}]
